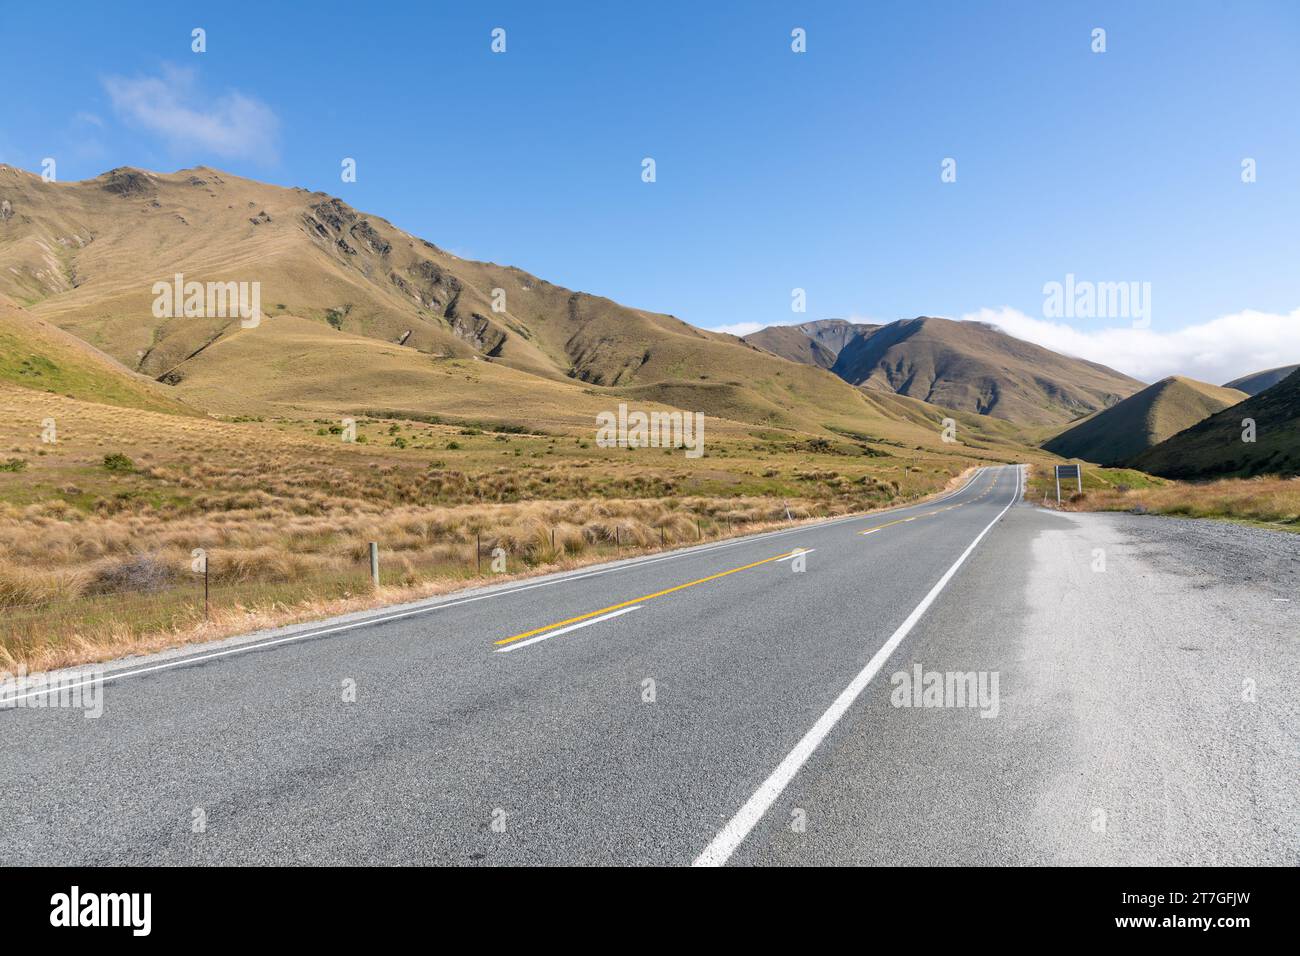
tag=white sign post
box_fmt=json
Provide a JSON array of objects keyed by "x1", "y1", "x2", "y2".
[{"x1": 1054, "y1": 464, "x2": 1082, "y2": 504}]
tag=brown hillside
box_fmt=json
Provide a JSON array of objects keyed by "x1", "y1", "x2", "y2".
[
  {"x1": 0, "y1": 164, "x2": 1017, "y2": 449},
  {"x1": 831, "y1": 317, "x2": 1142, "y2": 425},
  {"x1": 1042, "y1": 376, "x2": 1247, "y2": 465},
  {"x1": 1128, "y1": 368, "x2": 1300, "y2": 478}
]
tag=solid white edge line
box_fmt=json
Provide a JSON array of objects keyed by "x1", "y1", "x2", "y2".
[
  {"x1": 0, "y1": 468, "x2": 989, "y2": 706},
  {"x1": 692, "y1": 464, "x2": 1023, "y2": 867},
  {"x1": 494, "y1": 605, "x2": 643, "y2": 653}
]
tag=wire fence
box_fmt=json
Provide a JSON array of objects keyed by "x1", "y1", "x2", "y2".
[{"x1": 0, "y1": 508, "x2": 829, "y2": 649}]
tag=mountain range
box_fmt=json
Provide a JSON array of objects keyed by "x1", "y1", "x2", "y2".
[{"x1": 0, "y1": 163, "x2": 1294, "y2": 478}]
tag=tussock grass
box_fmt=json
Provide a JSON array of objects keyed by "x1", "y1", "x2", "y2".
[
  {"x1": 0, "y1": 386, "x2": 995, "y2": 671},
  {"x1": 1028, "y1": 464, "x2": 1300, "y2": 529}
]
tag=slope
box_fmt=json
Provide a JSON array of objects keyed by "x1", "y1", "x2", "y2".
[
  {"x1": 0, "y1": 293, "x2": 194, "y2": 415},
  {"x1": 742, "y1": 319, "x2": 878, "y2": 369},
  {"x1": 1223, "y1": 365, "x2": 1299, "y2": 396},
  {"x1": 830, "y1": 316, "x2": 1142, "y2": 425},
  {"x1": 1128, "y1": 368, "x2": 1300, "y2": 479},
  {"x1": 0, "y1": 164, "x2": 1004, "y2": 446},
  {"x1": 1042, "y1": 376, "x2": 1247, "y2": 466}
]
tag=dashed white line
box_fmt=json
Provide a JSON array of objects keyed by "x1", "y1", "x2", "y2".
[
  {"x1": 493, "y1": 605, "x2": 643, "y2": 653},
  {"x1": 775, "y1": 549, "x2": 816, "y2": 562}
]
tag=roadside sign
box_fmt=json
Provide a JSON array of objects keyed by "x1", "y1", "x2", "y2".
[{"x1": 1054, "y1": 463, "x2": 1082, "y2": 503}]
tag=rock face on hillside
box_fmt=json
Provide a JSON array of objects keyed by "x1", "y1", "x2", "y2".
[
  {"x1": 750, "y1": 315, "x2": 1142, "y2": 425},
  {"x1": 0, "y1": 162, "x2": 1139, "y2": 441},
  {"x1": 0, "y1": 164, "x2": 970, "y2": 439},
  {"x1": 744, "y1": 319, "x2": 879, "y2": 370}
]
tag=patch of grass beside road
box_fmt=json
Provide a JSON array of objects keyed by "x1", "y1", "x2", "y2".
[{"x1": 1028, "y1": 464, "x2": 1300, "y2": 531}]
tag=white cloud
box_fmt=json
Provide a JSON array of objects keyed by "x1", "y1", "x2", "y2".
[
  {"x1": 103, "y1": 65, "x2": 278, "y2": 161},
  {"x1": 711, "y1": 321, "x2": 765, "y2": 337},
  {"x1": 959, "y1": 307, "x2": 1300, "y2": 386}
]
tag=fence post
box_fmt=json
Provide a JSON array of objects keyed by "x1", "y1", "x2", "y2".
[
  {"x1": 204, "y1": 558, "x2": 210, "y2": 620},
  {"x1": 369, "y1": 542, "x2": 380, "y2": 588},
  {"x1": 660, "y1": 526, "x2": 665, "y2": 548},
  {"x1": 696, "y1": 518, "x2": 702, "y2": 540},
  {"x1": 551, "y1": 528, "x2": 555, "y2": 554},
  {"x1": 476, "y1": 532, "x2": 482, "y2": 574},
  {"x1": 616, "y1": 527, "x2": 621, "y2": 555}
]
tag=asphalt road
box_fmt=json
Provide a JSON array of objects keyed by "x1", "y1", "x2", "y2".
[{"x1": 2, "y1": 464, "x2": 1295, "y2": 865}]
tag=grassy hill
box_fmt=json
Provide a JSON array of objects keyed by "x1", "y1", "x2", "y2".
[
  {"x1": 1223, "y1": 364, "x2": 1299, "y2": 396},
  {"x1": 1042, "y1": 376, "x2": 1247, "y2": 466},
  {"x1": 0, "y1": 164, "x2": 1035, "y2": 450},
  {"x1": 830, "y1": 316, "x2": 1142, "y2": 425},
  {"x1": 0, "y1": 294, "x2": 195, "y2": 415},
  {"x1": 1128, "y1": 368, "x2": 1300, "y2": 478}
]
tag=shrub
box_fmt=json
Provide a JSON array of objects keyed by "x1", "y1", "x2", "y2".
[
  {"x1": 87, "y1": 555, "x2": 175, "y2": 595},
  {"x1": 103, "y1": 453, "x2": 135, "y2": 473}
]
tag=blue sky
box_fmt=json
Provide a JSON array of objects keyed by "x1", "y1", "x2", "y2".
[{"x1": 2, "y1": 0, "x2": 1298, "y2": 382}]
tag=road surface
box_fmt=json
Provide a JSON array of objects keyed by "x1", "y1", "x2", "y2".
[{"x1": 2, "y1": 464, "x2": 1295, "y2": 865}]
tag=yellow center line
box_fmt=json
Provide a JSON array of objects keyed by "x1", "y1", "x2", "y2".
[
  {"x1": 494, "y1": 548, "x2": 802, "y2": 646},
  {"x1": 858, "y1": 516, "x2": 911, "y2": 535},
  {"x1": 858, "y1": 506, "x2": 950, "y2": 535},
  {"x1": 855, "y1": 483, "x2": 997, "y2": 536}
]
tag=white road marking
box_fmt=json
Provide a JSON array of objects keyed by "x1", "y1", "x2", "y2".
[
  {"x1": 0, "y1": 469, "x2": 988, "y2": 706},
  {"x1": 693, "y1": 464, "x2": 1023, "y2": 867},
  {"x1": 494, "y1": 605, "x2": 642, "y2": 653},
  {"x1": 775, "y1": 549, "x2": 816, "y2": 562}
]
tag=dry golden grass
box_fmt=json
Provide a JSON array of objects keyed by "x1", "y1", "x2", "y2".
[
  {"x1": 2, "y1": 499, "x2": 933, "y2": 675},
  {"x1": 0, "y1": 384, "x2": 993, "y2": 671},
  {"x1": 1028, "y1": 464, "x2": 1300, "y2": 529}
]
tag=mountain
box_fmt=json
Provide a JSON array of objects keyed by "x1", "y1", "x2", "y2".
[
  {"x1": 830, "y1": 316, "x2": 1142, "y2": 425},
  {"x1": 1223, "y1": 365, "x2": 1300, "y2": 396},
  {"x1": 793, "y1": 319, "x2": 879, "y2": 358},
  {"x1": 744, "y1": 315, "x2": 1142, "y2": 425},
  {"x1": 0, "y1": 293, "x2": 193, "y2": 415},
  {"x1": 743, "y1": 319, "x2": 877, "y2": 369},
  {"x1": 0, "y1": 164, "x2": 1009, "y2": 449},
  {"x1": 1128, "y1": 368, "x2": 1300, "y2": 479},
  {"x1": 1042, "y1": 376, "x2": 1247, "y2": 466},
  {"x1": 744, "y1": 326, "x2": 837, "y2": 369}
]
